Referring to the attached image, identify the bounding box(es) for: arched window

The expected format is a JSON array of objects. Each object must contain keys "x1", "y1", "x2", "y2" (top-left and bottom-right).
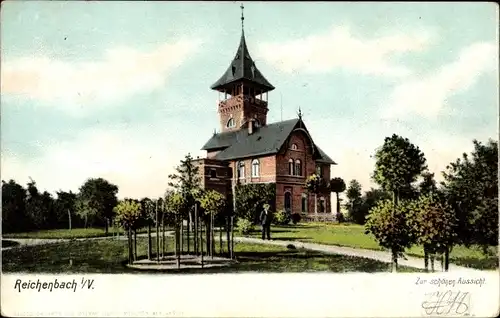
[
  {"x1": 227, "y1": 118, "x2": 235, "y2": 128},
  {"x1": 295, "y1": 159, "x2": 302, "y2": 176},
  {"x1": 288, "y1": 159, "x2": 294, "y2": 175},
  {"x1": 237, "y1": 161, "x2": 245, "y2": 179},
  {"x1": 301, "y1": 193, "x2": 308, "y2": 212},
  {"x1": 251, "y1": 159, "x2": 260, "y2": 177},
  {"x1": 319, "y1": 197, "x2": 325, "y2": 213},
  {"x1": 291, "y1": 143, "x2": 298, "y2": 150}
]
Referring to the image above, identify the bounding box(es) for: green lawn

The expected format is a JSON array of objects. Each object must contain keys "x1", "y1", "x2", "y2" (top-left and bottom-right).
[
  {"x1": 248, "y1": 222, "x2": 498, "y2": 270},
  {"x1": 2, "y1": 227, "x2": 154, "y2": 239},
  {"x1": 1, "y1": 237, "x2": 420, "y2": 273}
]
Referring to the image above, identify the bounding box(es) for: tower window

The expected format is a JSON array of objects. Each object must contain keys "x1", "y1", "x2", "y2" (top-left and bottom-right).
[
  {"x1": 294, "y1": 159, "x2": 302, "y2": 176},
  {"x1": 291, "y1": 143, "x2": 298, "y2": 150},
  {"x1": 210, "y1": 169, "x2": 217, "y2": 178},
  {"x1": 237, "y1": 161, "x2": 245, "y2": 179},
  {"x1": 227, "y1": 118, "x2": 235, "y2": 128},
  {"x1": 251, "y1": 159, "x2": 260, "y2": 177},
  {"x1": 288, "y1": 159, "x2": 294, "y2": 175}
]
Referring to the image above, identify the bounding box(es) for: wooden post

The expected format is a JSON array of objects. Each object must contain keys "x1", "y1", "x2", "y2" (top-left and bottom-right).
[
  {"x1": 180, "y1": 218, "x2": 184, "y2": 255},
  {"x1": 128, "y1": 227, "x2": 133, "y2": 265},
  {"x1": 194, "y1": 204, "x2": 198, "y2": 255},
  {"x1": 219, "y1": 221, "x2": 223, "y2": 256},
  {"x1": 226, "y1": 216, "x2": 231, "y2": 258},
  {"x1": 176, "y1": 215, "x2": 180, "y2": 269},
  {"x1": 211, "y1": 213, "x2": 214, "y2": 258},
  {"x1": 68, "y1": 209, "x2": 72, "y2": 231},
  {"x1": 161, "y1": 215, "x2": 165, "y2": 258},
  {"x1": 231, "y1": 216, "x2": 235, "y2": 259},
  {"x1": 133, "y1": 228, "x2": 137, "y2": 261},
  {"x1": 187, "y1": 211, "x2": 191, "y2": 255},
  {"x1": 147, "y1": 223, "x2": 152, "y2": 260},
  {"x1": 156, "y1": 202, "x2": 160, "y2": 263},
  {"x1": 200, "y1": 220, "x2": 204, "y2": 268}
]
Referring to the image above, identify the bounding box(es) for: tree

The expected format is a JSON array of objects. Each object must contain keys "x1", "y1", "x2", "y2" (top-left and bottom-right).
[
  {"x1": 372, "y1": 134, "x2": 427, "y2": 204},
  {"x1": 346, "y1": 179, "x2": 363, "y2": 223},
  {"x1": 371, "y1": 134, "x2": 427, "y2": 270},
  {"x1": 408, "y1": 194, "x2": 458, "y2": 272},
  {"x1": 114, "y1": 199, "x2": 142, "y2": 264},
  {"x1": 365, "y1": 199, "x2": 415, "y2": 272},
  {"x1": 441, "y1": 139, "x2": 498, "y2": 250},
  {"x1": 2, "y1": 180, "x2": 28, "y2": 232},
  {"x1": 235, "y1": 183, "x2": 275, "y2": 223},
  {"x1": 55, "y1": 191, "x2": 78, "y2": 229},
  {"x1": 25, "y1": 179, "x2": 48, "y2": 229},
  {"x1": 418, "y1": 172, "x2": 438, "y2": 196},
  {"x1": 140, "y1": 198, "x2": 154, "y2": 260},
  {"x1": 200, "y1": 190, "x2": 227, "y2": 256},
  {"x1": 329, "y1": 177, "x2": 346, "y2": 222},
  {"x1": 165, "y1": 191, "x2": 186, "y2": 264},
  {"x1": 304, "y1": 174, "x2": 328, "y2": 216},
  {"x1": 351, "y1": 188, "x2": 391, "y2": 225},
  {"x1": 78, "y1": 178, "x2": 118, "y2": 233}
]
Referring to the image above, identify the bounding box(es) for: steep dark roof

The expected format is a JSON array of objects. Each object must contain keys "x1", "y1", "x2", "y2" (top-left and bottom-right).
[
  {"x1": 201, "y1": 118, "x2": 336, "y2": 164},
  {"x1": 211, "y1": 31, "x2": 275, "y2": 93}
]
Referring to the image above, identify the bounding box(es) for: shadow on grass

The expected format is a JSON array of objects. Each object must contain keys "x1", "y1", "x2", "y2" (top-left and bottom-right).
[{"x1": 451, "y1": 256, "x2": 499, "y2": 270}]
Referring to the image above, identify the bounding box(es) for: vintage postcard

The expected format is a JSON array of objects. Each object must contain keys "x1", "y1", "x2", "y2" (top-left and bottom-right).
[{"x1": 1, "y1": 1, "x2": 499, "y2": 317}]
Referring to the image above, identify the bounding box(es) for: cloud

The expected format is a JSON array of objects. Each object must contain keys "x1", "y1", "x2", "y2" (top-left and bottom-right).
[
  {"x1": 1, "y1": 38, "x2": 202, "y2": 115},
  {"x1": 256, "y1": 25, "x2": 432, "y2": 76},
  {"x1": 381, "y1": 42, "x2": 498, "y2": 119},
  {"x1": 1, "y1": 125, "x2": 206, "y2": 199}
]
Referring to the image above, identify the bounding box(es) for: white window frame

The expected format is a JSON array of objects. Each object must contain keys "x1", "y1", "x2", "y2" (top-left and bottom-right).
[
  {"x1": 288, "y1": 159, "x2": 294, "y2": 175},
  {"x1": 251, "y1": 159, "x2": 260, "y2": 177},
  {"x1": 238, "y1": 161, "x2": 245, "y2": 179},
  {"x1": 227, "y1": 118, "x2": 235, "y2": 128},
  {"x1": 295, "y1": 159, "x2": 302, "y2": 176}
]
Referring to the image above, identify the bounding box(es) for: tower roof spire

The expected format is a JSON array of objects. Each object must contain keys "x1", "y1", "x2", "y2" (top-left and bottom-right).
[
  {"x1": 210, "y1": 4, "x2": 275, "y2": 93},
  {"x1": 240, "y1": 3, "x2": 245, "y2": 31}
]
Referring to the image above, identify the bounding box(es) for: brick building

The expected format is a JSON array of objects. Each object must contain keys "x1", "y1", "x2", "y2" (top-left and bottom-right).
[{"x1": 194, "y1": 15, "x2": 336, "y2": 219}]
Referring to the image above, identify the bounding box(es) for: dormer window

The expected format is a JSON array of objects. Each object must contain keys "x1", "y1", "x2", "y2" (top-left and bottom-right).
[
  {"x1": 227, "y1": 118, "x2": 235, "y2": 128},
  {"x1": 291, "y1": 143, "x2": 298, "y2": 150}
]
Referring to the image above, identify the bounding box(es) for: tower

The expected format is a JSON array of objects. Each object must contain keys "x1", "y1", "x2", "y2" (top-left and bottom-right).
[{"x1": 211, "y1": 4, "x2": 275, "y2": 133}]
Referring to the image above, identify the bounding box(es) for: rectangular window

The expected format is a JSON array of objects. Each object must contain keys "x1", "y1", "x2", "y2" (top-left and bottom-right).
[
  {"x1": 319, "y1": 198, "x2": 325, "y2": 213},
  {"x1": 316, "y1": 165, "x2": 322, "y2": 176},
  {"x1": 210, "y1": 169, "x2": 217, "y2": 178},
  {"x1": 301, "y1": 194, "x2": 307, "y2": 212}
]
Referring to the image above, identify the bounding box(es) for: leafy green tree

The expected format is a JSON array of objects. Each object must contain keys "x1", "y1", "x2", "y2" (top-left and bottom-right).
[
  {"x1": 165, "y1": 191, "x2": 187, "y2": 258},
  {"x1": 78, "y1": 178, "x2": 118, "y2": 233},
  {"x1": 365, "y1": 199, "x2": 415, "y2": 272},
  {"x1": 2, "y1": 180, "x2": 28, "y2": 232},
  {"x1": 371, "y1": 134, "x2": 427, "y2": 269},
  {"x1": 168, "y1": 153, "x2": 201, "y2": 210},
  {"x1": 372, "y1": 134, "x2": 427, "y2": 204},
  {"x1": 408, "y1": 195, "x2": 458, "y2": 272},
  {"x1": 418, "y1": 172, "x2": 438, "y2": 196},
  {"x1": 114, "y1": 199, "x2": 142, "y2": 264},
  {"x1": 346, "y1": 179, "x2": 363, "y2": 223},
  {"x1": 441, "y1": 139, "x2": 498, "y2": 250},
  {"x1": 329, "y1": 177, "x2": 346, "y2": 222},
  {"x1": 235, "y1": 183, "x2": 275, "y2": 223},
  {"x1": 140, "y1": 197, "x2": 154, "y2": 259},
  {"x1": 25, "y1": 179, "x2": 48, "y2": 229},
  {"x1": 55, "y1": 191, "x2": 78, "y2": 229},
  {"x1": 304, "y1": 174, "x2": 328, "y2": 215},
  {"x1": 200, "y1": 190, "x2": 227, "y2": 256}
]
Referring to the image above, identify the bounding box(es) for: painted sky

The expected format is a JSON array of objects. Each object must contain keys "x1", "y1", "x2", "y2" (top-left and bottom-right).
[{"x1": 1, "y1": 2, "x2": 498, "y2": 200}]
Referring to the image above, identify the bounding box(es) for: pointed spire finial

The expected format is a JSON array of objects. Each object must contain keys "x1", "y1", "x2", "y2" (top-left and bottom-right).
[
  {"x1": 298, "y1": 106, "x2": 303, "y2": 119},
  {"x1": 240, "y1": 3, "x2": 245, "y2": 30}
]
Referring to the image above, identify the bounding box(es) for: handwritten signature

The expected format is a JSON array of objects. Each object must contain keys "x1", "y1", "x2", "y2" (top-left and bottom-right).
[{"x1": 421, "y1": 290, "x2": 471, "y2": 316}]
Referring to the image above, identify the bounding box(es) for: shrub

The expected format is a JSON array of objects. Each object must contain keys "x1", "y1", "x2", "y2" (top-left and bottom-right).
[
  {"x1": 273, "y1": 209, "x2": 291, "y2": 225},
  {"x1": 237, "y1": 218, "x2": 254, "y2": 236},
  {"x1": 291, "y1": 213, "x2": 301, "y2": 224},
  {"x1": 235, "y1": 183, "x2": 276, "y2": 223}
]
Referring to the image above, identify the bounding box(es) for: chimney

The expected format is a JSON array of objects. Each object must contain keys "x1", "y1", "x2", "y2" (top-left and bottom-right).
[{"x1": 248, "y1": 119, "x2": 254, "y2": 135}]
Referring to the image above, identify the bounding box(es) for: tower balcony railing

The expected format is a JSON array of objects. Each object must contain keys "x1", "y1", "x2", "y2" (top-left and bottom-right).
[{"x1": 219, "y1": 94, "x2": 268, "y2": 109}]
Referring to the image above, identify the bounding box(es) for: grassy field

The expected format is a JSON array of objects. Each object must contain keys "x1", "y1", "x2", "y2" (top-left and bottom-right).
[
  {"x1": 248, "y1": 222, "x2": 498, "y2": 270},
  {"x1": 2, "y1": 237, "x2": 420, "y2": 273},
  {"x1": 2, "y1": 227, "x2": 154, "y2": 239}
]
